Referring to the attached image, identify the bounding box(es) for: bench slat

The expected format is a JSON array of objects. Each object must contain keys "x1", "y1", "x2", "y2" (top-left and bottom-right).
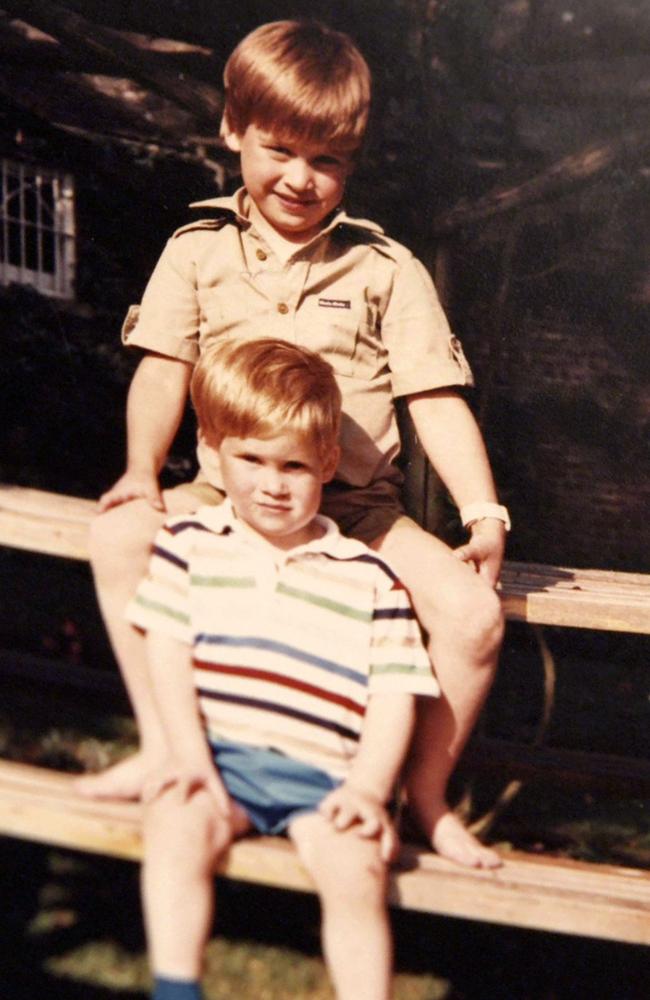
[
  {"x1": 2, "y1": 760, "x2": 650, "y2": 945},
  {"x1": 0, "y1": 485, "x2": 94, "y2": 561},
  {"x1": 1, "y1": 485, "x2": 648, "y2": 632},
  {"x1": 2, "y1": 486, "x2": 650, "y2": 946}
]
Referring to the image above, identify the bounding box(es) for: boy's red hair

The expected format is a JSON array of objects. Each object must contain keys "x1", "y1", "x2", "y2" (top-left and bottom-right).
[{"x1": 191, "y1": 337, "x2": 342, "y2": 463}]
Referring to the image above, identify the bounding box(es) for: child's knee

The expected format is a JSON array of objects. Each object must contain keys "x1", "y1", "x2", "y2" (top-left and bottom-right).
[
  {"x1": 323, "y1": 847, "x2": 387, "y2": 911},
  {"x1": 426, "y1": 576, "x2": 504, "y2": 656},
  {"x1": 89, "y1": 500, "x2": 161, "y2": 574},
  {"x1": 298, "y1": 825, "x2": 386, "y2": 907},
  {"x1": 143, "y1": 792, "x2": 228, "y2": 874}
]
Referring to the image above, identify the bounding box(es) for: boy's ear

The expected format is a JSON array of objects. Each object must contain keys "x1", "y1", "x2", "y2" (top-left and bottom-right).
[
  {"x1": 221, "y1": 115, "x2": 242, "y2": 153},
  {"x1": 321, "y1": 445, "x2": 340, "y2": 483}
]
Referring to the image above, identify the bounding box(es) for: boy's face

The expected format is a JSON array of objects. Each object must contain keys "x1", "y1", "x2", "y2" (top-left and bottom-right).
[
  {"x1": 216, "y1": 430, "x2": 339, "y2": 550},
  {"x1": 224, "y1": 123, "x2": 354, "y2": 242}
]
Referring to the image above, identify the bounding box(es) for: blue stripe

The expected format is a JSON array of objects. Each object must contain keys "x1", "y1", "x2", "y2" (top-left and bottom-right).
[
  {"x1": 198, "y1": 688, "x2": 360, "y2": 742},
  {"x1": 373, "y1": 606, "x2": 416, "y2": 621},
  {"x1": 323, "y1": 550, "x2": 399, "y2": 583},
  {"x1": 166, "y1": 518, "x2": 213, "y2": 536},
  {"x1": 153, "y1": 544, "x2": 187, "y2": 571},
  {"x1": 195, "y1": 634, "x2": 367, "y2": 687}
]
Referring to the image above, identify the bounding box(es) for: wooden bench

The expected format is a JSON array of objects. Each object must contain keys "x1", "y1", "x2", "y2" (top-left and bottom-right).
[{"x1": 1, "y1": 484, "x2": 650, "y2": 946}]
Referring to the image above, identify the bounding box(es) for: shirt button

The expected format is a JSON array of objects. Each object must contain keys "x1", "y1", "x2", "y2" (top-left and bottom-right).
[
  {"x1": 277, "y1": 302, "x2": 289, "y2": 315},
  {"x1": 256, "y1": 248, "x2": 267, "y2": 261}
]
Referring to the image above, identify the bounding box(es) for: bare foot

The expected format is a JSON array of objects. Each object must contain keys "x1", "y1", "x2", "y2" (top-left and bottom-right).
[
  {"x1": 430, "y1": 809, "x2": 502, "y2": 868},
  {"x1": 404, "y1": 800, "x2": 503, "y2": 869},
  {"x1": 74, "y1": 752, "x2": 150, "y2": 801}
]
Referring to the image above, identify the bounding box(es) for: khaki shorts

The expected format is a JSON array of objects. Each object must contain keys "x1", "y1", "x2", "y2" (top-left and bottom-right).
[{"x1": 166, "y1": 476, "x2": 406, "y2": 546}]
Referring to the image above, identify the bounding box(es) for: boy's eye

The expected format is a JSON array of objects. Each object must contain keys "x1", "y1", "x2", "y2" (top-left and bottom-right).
[
  {"x1": 284, "y1": 461, "x2": 307, "y2": 471},
  {"x1": 239, "y1": 453, "x2": 262, "y2": 464}
]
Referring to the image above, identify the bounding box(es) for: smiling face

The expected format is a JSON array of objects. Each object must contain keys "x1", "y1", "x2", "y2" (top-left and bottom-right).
[
  {"x1": 217, "y1": 430, "x2": 339, "y2": 550},
  {"x1": 224, "y1": 123, "x2": 354, "y2": 243}
]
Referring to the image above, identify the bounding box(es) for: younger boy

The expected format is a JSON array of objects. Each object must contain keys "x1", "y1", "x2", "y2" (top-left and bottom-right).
[
  {"x1": 80, "y1": 19, "x2": 507, "y2": 868},
  {"x1": 130, "y1": 338, "x2": 440, "y2": 1000}
]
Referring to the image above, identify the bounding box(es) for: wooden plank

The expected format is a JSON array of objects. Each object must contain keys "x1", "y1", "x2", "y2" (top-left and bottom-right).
[
  {"x1": 3, "y1": 761, "x2": 650, "y2": 945},
  {"x1": 0, "y1": 485, "x2": 93, "y2": 561},
  {"x1": 499, "y1": 561, "x2": 650, "y2": 634},
  {"x1": 1, "y1": 485, "x2": 649, "y2": 632}
]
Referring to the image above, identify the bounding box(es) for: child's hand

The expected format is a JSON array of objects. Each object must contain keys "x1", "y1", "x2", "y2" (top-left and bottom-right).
[
  {"x1": 97, "y1": 469, "x2": 164, "y2": 513},
  {"x1": 319, "y1": 783, "x2": 399, "y2": 861},
  {"x1": 454, "y1": 518, "x2": 506, "y2": 587},
  {"x1": 142, "y1": 757, "x2": 234, "y2": 819}
]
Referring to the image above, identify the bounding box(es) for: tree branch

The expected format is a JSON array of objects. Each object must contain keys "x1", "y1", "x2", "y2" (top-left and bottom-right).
[{"x1": 433, "y1": 124, "x2": 650, "y2": 234}]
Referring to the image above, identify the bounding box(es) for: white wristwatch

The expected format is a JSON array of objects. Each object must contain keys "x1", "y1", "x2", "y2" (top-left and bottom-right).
[{"x1": 459, "y1": 502, "x2": 511, "y2": 532}]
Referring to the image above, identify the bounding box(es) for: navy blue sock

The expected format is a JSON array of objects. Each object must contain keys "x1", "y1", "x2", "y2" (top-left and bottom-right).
[{"x1": 152, "y1": 976, "x2": 203, "y2": 1000}]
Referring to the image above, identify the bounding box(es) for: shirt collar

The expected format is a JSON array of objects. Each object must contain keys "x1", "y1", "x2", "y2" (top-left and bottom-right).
[
  {"x1": 196, "y1": 497, "x2": 369, "y2": 561},
  {"x1": 189, "y1": 187, "x2": 385, "y2": 247}
]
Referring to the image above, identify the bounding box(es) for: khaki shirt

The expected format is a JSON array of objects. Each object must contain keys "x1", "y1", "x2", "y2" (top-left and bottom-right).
[{"x1": 122, "y1": 188, "x2": 473, "y2": 488}]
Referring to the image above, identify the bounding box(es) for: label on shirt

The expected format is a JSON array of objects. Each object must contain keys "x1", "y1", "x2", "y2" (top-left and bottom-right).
[{"x1": 318, "y1": 297, "x2": 351, "y2": 310}]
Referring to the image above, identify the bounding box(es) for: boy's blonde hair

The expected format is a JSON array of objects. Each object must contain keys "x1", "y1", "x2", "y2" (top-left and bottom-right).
[
  {"x1": 223, "y1": 20, "x2": 371, "y2": 150},
  {"x1": 191, "y1": 338, "x2": 342, "y2": 462}
]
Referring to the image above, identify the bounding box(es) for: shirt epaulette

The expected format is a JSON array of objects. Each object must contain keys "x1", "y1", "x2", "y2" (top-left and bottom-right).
[
  {"x1": 332, "y1": 221, "x2": 410, "y2": 265},
  {"x1": 171, "y1": 211, "x2": 235, "y2": 239}
]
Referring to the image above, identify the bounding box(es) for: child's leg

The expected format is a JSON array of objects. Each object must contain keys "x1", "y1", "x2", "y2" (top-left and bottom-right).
[
  {"x1": 289, "y1": 813, "x2": 391, "y2": 1000},
  {"x1": 76, "y1": 493, "x2": 199, "y2": 800},
  {"x1": 372, "y1": 517, "x2": 504, "y2": 868},
  {"x1": 142, "y1": 783, "x2": 249, "y2": 986}
]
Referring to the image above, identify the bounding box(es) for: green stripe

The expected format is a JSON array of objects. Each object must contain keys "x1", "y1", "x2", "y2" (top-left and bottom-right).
[
  {"x1": 370, "y1": 661, "x2": 432, "y2": 676},
  {"x1": 133, "y1": 593, "x2": 189, "y2": 625},
  {"x1": 277, "y1": 582, "x2": 372, "y2": 622},
  {"x1": 190, "y1": 575, "x2": 256, "y2": 588}
]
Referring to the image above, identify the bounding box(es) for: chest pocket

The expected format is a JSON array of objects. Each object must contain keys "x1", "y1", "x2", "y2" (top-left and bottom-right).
[{"x1": 297, "y1": 293, "x2": 382, "y2": 380}]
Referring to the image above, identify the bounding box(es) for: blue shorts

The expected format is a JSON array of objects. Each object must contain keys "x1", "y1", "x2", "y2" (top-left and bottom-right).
[{"x1": 210, "y1": 738, "x2": 342, "y2": 835}]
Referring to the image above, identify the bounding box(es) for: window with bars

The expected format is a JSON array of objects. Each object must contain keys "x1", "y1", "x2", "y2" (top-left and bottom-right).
[{"x1": 0, "y1": 159, "x2": 76, "y2": 299}]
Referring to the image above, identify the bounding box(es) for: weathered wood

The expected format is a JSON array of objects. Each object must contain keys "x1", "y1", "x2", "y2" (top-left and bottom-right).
[
  {"x1": 3, "y1": 759, "x2": 650, "y2": 945},
  {"x1": 0, "y1": 0, "x2": 222, "y2": 125},
  {"x1": 0, "y1": 485, "x2": 95, "y2": 561},
  {"x1": 500, "y1": 562, "x2": 650, "y2": 634},
  {"x1": 2, "y1": 486, "x2": 650, "y2": 945},
  {"x1": 1, "y1": 485, "x2": 648, "y2": 633}
]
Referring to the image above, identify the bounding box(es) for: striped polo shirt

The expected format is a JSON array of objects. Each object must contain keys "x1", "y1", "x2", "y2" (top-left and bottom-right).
[{"x1": 128, "y1": 502, "x2": 439, "y2": 779}]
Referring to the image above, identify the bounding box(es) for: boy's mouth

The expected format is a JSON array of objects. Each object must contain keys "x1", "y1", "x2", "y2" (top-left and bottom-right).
[{"x1": 275, "y1": 192, "x2": 317, "y2": 211}]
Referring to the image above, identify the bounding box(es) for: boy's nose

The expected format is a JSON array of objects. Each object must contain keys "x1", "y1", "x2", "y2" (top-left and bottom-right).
[
  {"x1": 285, "y1": 158, "x2": 314, "y2": 191},
  {"x1": 261, "y1": 468, "x2": 288, "y2": 496}
]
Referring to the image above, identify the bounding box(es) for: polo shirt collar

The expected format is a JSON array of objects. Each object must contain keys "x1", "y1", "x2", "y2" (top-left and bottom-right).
[
  {"x1": 197, "y1": 498, "x2": 368, "y2": 561},
  {"x1": 189, "y1": 187, "x2": 385, "y2": 246}
]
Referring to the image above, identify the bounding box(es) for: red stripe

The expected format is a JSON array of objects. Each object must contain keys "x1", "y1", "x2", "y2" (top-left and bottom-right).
[{"x1": 193, "y1": 659, "x2": 366, "y2": 716}]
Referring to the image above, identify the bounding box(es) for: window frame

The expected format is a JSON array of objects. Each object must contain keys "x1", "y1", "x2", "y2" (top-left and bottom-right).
[{"x1": 0, "y1": 158, "x2": 76, "y2": 300}]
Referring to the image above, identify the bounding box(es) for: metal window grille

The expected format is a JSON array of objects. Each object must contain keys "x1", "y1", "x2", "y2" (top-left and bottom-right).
[{"x1": 0, "y1": 159, "x2": 76, "y2": 299}]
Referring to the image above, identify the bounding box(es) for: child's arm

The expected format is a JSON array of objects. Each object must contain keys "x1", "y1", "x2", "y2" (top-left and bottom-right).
[
  {"x1": 407, "y1": 388, "x2": 506, "y2": 585},
  {"x1": 319, "y1": 693, "x2": 415, "y2": 861},
  {"x1": 141, "y1": 628, "x2": 233, "y2": 816},
  {"x1": 98, "y1": 353, "x2": 192, "y2": 513}
]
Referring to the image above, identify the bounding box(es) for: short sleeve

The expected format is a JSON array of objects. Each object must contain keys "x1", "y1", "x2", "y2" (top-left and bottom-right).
[
  {"x1": 368, "y1": 577, "x2": 440, "y2": 698},
  {"x1": 127, "y1": 521, "x2": 192, "y2": 644},
  {"x1": 381, "y1": 254, "x2": 474, "y2": 398},
  {"x1": 121, "y1": 235, "x2": 201, "y2": 364}
]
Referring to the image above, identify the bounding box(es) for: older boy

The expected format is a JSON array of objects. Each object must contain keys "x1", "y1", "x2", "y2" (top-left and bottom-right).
[
  {"x1": 132, "y1": 338, "x2": 439, "y2": 1000},
  {"x1": 80, "y1": 20, "x2": 507, "y2": 868}
]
